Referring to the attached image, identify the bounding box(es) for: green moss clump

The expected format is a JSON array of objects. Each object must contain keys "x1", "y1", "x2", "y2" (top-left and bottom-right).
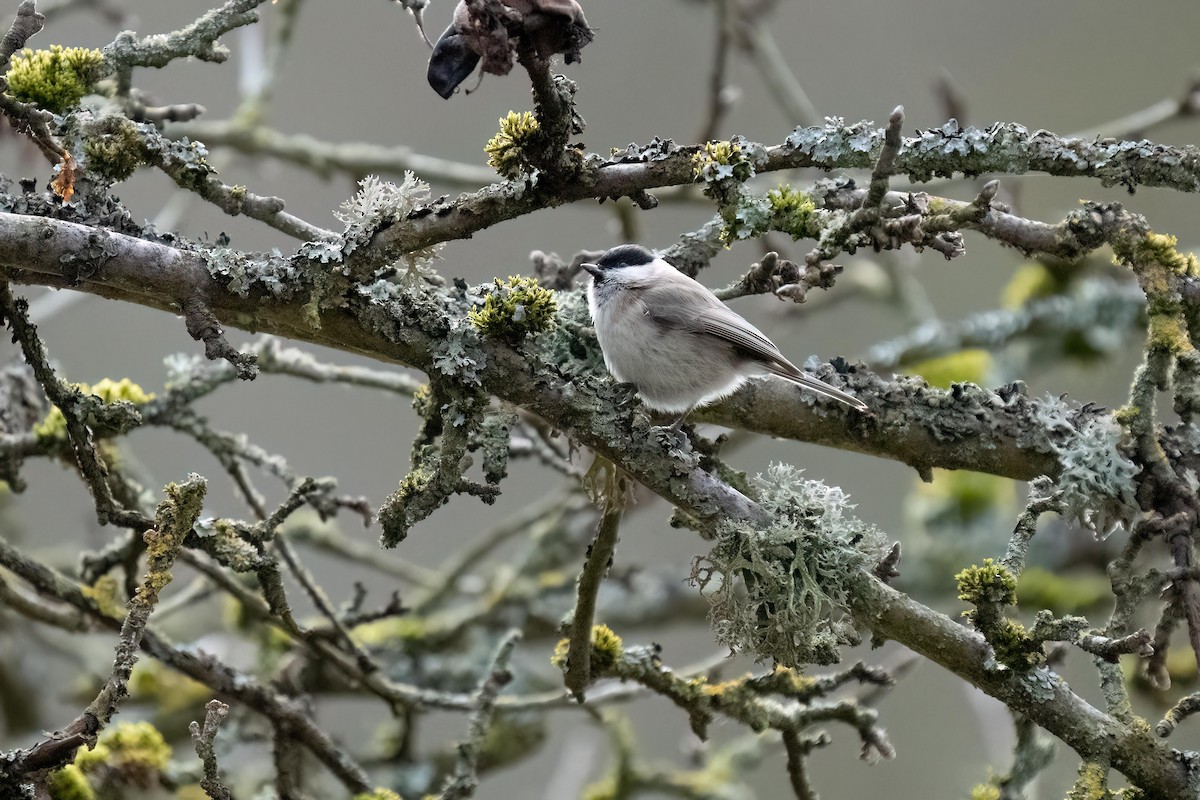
[
  {"x1": 1002, "y1": 262, "x2": 1057, "y2": 308},
  {"x1": 551, "y1": 624, "x2": 624, "y2": 674},
  {"x1": 469, "y1": 276, "x2": 557, "y2": 342},
  {"x1": 766, "y1": 183, "x2": 818, "y2": 239},
  {"x1": 83, "y1": 115, "x2": 145, "y2": 182},
  {"x1": 485, "y1": 111, "x2": 541, "y2": 178},
  {"x1": 46, "y1": 764, "x2": 95, "y2": 800},
  {"x1": 955, "y1": 558, "x2": 1017, "y2": 606},
  {"x1": 7, "y1": 45, "x2": 105, "y2": 113}
]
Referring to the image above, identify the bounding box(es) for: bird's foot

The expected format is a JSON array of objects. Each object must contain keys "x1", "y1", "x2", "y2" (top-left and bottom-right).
[{"x1": 652, "y1": 419, "x2": 694, "y2": 460}]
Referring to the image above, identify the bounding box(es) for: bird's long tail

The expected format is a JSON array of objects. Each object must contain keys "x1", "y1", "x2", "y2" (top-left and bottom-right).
[{"x1": 769, "y1": 366, "x2": 869, "y2": 412}]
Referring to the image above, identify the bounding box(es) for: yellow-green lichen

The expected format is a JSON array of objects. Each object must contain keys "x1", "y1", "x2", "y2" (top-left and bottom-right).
[
  {"x1": 1147, "y1": 313, "x2": 1191, "y2": 354},
  {"x1": 1112, "y1": 232, "x2": 1200, "y2": 279},
  {"x1": 692, "y1": 140, "x2": 740, "y2": 179},
  {"x1": 1002, "y1": 262, "x2": 1058, "y2": 308},
  {"x1": 969, "y1": 784, "x2": 1001, "y2": 800},
  {"x1": 6, "y1": 45, "x2": 105, "y2": 113},
  {"x1": 75, "y1": 721, "x2": 171, "y2": 784},
  {"x1": 353, "y1": 790, "x2": 403, "y2": 800},
  {"x1": 552, "y1": 624, "x2": 624, "y2": 674},
  {"x1": 82, "y1": 115, "x2": 144, "y2": 182},
  {"x1": 80, "y1": 574, "x2": 124, "y2": 619},
  {"x1": 1112, "y1": 404, "x2": 1141, "y2": 426},
  {"x1": 46, "y1": 764, "x2": 94, "y2": 800},
  {"x1": 353, "y1": 614, "x2": 428, "y2": 646},
  {"x1": 990, "y1": 617, "x2": 1044, "y2": 670},
  {"x1": 485, "y1": 111, "x2": 541, "y2": 178},
  {"x1": 128, "y1": 661, "x2": 211, "y2": 714},
  {"x1": 909, "y1": 349, "x2": 991, "y2": 389},
  {"x1": 34, "y1": 378, "x2": 155, "y2": 441},
  {"x1": 469, "y1": 276, "x2": 557, "y2": 342},
  {"x1": 1016, "y1": 567, "x2": 1111, "y2": 614},
  {"x1": 411, "y1": 383, "x2": 433, "y2": 418},
  {"x1": 955, "y1": 558, "x2": 1017, "y2": 606},
  {"x1": 766, "y1": 183, "x2": 818, "y2": 239},
  {"x1": 915, "y1": 469, "x2": 1014, "y2": 526}
]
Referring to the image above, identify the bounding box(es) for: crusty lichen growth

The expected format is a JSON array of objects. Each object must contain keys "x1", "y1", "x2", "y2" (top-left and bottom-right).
[
  {"x1": 485, "y1": 111, "x2": 542, "y2": 178},
  {"x1": 82, "y1": 115, "x2": 145, "y2": 182},
  {"x1": 46, "y1": 764, "x2": 94, "y2": 800},
  {"x1": 74, "y1": 720, "x2": 172, "y2": 787},
  {"x1": 1112, "y1": 231, "x2": 1197, "y2": 356},
  {"x1": 1064, "y1": 761, "x2": 1146, "y2": 800},
  {"x1": 692, "y1": 464, "x2": 889, "y2": 666},
  {"x1": 552, "y1": 624, "x2": 624, "y2": 675},
  {"x1": 6, "y1": 45, "x2": 105, "y2": 113},
  {"x1": 376, "y1": 465, "x2": 435, "y2": 547},
  {"x1": 469, "y1": 276, "x2": 557, "y2": 343},
  {"x1": 34, "y1": 377, "x2": 155, "y2": 441}
]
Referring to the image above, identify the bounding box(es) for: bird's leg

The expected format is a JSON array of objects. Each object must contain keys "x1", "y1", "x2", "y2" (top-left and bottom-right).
[{"x1": 652, "y1": 406, "x2": 695, "y2": 455}]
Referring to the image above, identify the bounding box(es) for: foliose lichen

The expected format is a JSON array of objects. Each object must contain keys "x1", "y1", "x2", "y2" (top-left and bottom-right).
[
  {"x1": 334, "y1": 172, "x2": 443, "y2": 278},
  {"x1": 6, "y1": 45, "x2": 105, "y2": 113},
  {"x1": 691, "y1": 464, "x2": 888, "y2": 666},
  {"x1": 1025, "y1": 395, "x2": 1140, "y2": 537}
]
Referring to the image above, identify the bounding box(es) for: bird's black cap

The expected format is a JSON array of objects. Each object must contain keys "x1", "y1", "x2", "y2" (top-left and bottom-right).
[{"x1": 594, "y1": 244, "x2": 656, "y2": 271}]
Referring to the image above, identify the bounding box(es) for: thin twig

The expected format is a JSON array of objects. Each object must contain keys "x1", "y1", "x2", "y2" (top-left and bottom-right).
[
  {"x1": 437, "y1": 630, "x2": 521, "y2": 800},
  {"x1": 190, "y1": 699, "x2": 233, "y2": 800},
  {"x1": 565, "y1": 466, "x2": 629, "y2": 697}
]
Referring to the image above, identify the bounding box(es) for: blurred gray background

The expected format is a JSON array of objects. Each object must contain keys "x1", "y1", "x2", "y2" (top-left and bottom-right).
[{"x1": 2, "y1": 0, "x2": 1200, "y2": 797}]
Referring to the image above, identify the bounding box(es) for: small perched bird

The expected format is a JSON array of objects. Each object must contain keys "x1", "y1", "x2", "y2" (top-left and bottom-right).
[{"x1": 582, "y1": 245, "x2": 868, "y2": 420}]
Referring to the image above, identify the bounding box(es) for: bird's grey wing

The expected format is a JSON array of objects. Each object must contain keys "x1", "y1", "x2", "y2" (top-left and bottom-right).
[
  {"x1": 637, "y1": 281, "x2": 795, "y2": 368},
  {"x1": 639, "y1": 281, "x2": 868, "y2": 410}
]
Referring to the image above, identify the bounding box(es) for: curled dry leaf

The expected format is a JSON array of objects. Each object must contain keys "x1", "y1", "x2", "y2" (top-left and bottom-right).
[
  {"x1": 51, "y1": 153, "x2": 77, "y2": 202},
  {"x1": 427, "y1": 0, "x2": 593, "y2": 99}
]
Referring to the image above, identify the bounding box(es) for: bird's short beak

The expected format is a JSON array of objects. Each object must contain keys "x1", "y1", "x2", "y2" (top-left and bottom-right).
[{"x1": 580, "y1": 263, "x2": 602, "y2": 279}]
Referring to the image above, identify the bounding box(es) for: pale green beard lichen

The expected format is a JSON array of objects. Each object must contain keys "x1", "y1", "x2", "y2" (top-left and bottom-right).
[{"x1": 691, "y1": 464, "x2": 889, "y2": 666}]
